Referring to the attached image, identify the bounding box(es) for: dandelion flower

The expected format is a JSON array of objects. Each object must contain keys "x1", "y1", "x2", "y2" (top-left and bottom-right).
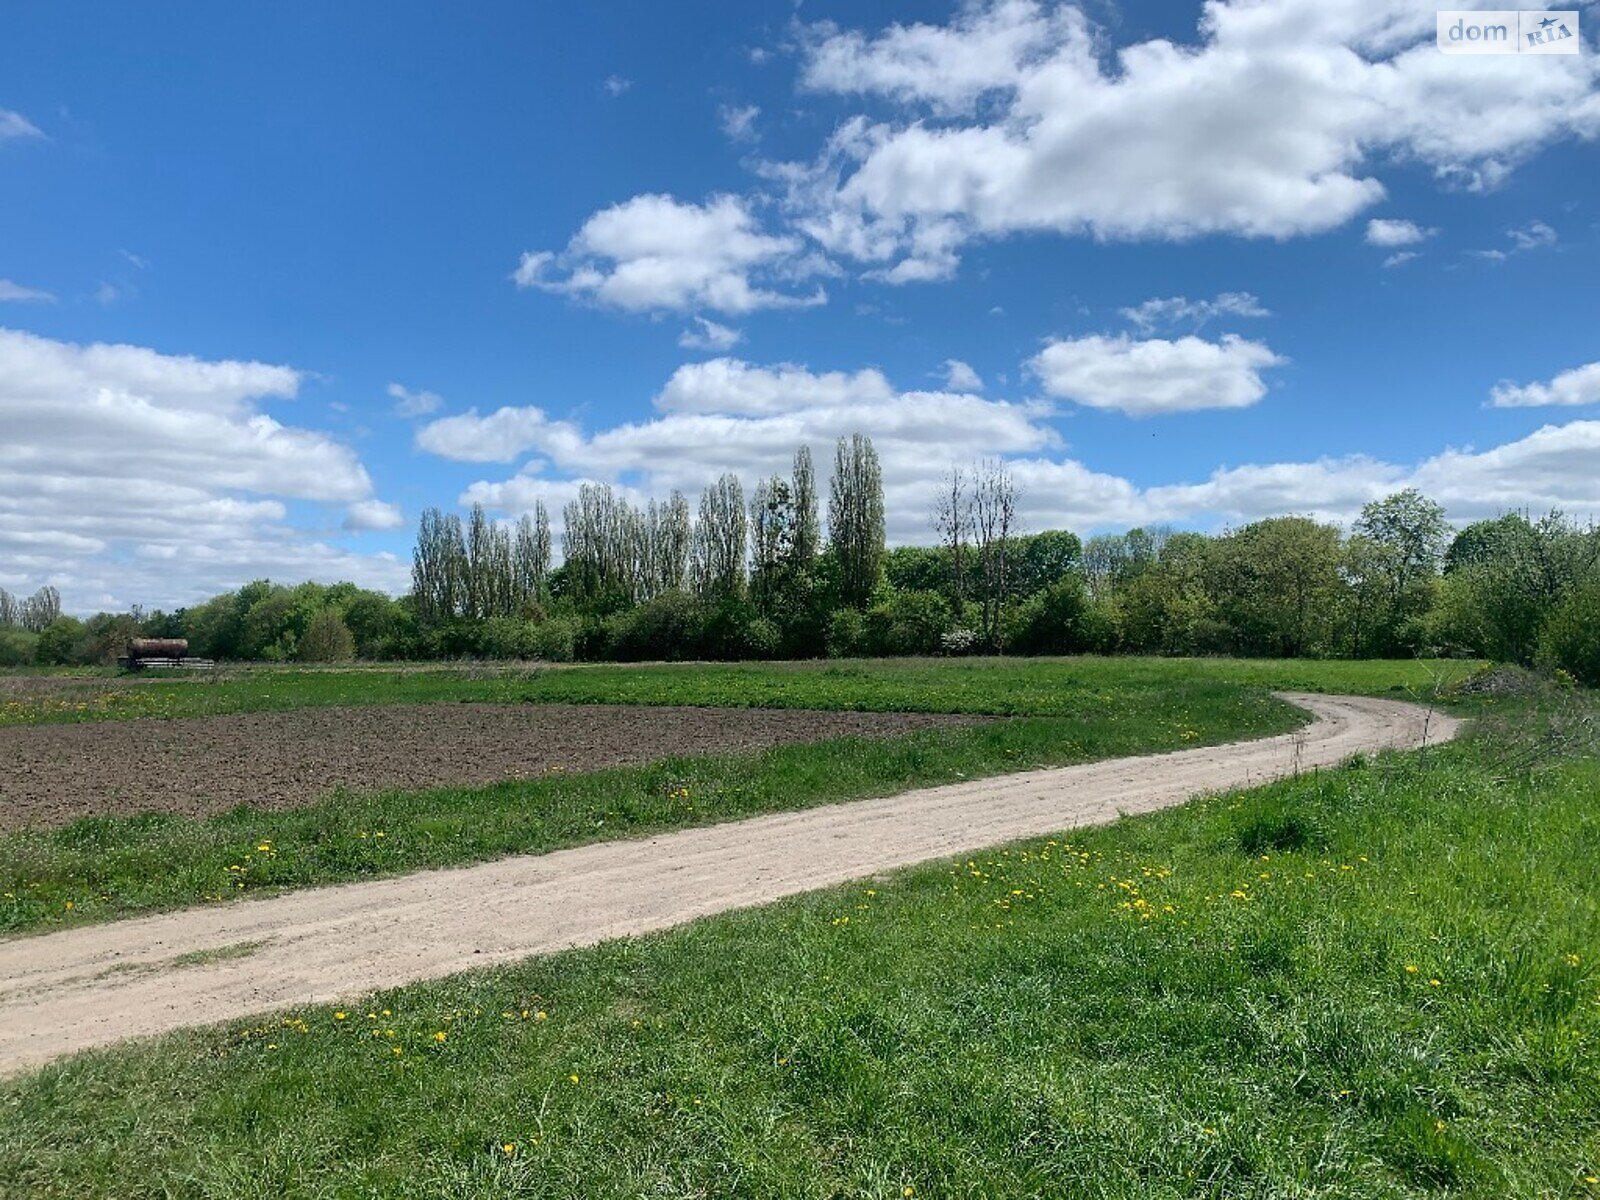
[
  {"x1": 502, "y1": 1142, "x2": 516, "y2": 1156},
  {"x1": 568, "y1": 1073, "x2": 579, "y2": 1084},
  {"x1": 1405, "y1": 964, "x2": 1419, "y2": 974},
  {"x1": 334, "y1": 1012, "x2": 347, "y2": 1021},
  {"x1": 434, "y1": 1031, "x2": 448, "y2": 1043},
  {"x1": 1565, "y1": 953, "x2": 1581, "y2": 966}
]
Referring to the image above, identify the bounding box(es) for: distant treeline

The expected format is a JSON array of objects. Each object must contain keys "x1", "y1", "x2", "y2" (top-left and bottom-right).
[{"x1": 4, "y1": 433, "x2": 1597, "y2": 683}]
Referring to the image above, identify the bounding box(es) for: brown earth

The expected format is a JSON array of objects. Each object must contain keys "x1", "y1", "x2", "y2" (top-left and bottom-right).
[
  {"x1": 0, "y1": 693, "x2": 1459, "y2": 1076},
  {"x1": 0, "y1": 703, "x2": 983, "y2": 831}
]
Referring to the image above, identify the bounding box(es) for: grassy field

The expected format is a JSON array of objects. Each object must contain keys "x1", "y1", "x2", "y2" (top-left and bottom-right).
[
  {"x1": 0, "y1": 655, "x2": 1473, "y2": 727},
  {"x1": 1, "y1": 659, "x2": 1311, "y2": 934},
  {"x1": 1, "y1": 687, "x2": 1593, "y2": 1197}
]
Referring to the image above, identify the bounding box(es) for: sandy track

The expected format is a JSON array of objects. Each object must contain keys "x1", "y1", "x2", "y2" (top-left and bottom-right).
[{"x1": 0, "y1": 692, "x2": 1456, "y2": 1077}]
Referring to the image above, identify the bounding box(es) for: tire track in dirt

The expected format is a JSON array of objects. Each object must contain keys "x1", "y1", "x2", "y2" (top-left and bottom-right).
[{"x1": 0, "y1": 692, "x2": 1457, "y2": 1077}]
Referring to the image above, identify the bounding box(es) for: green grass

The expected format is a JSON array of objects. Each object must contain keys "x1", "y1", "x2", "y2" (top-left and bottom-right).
[
  {"x1": 0, "y1": 675, "x2": 1297, "y2": 935},
  {"x1": 0, "y1": 655, "x2": 1475, "y2": 727},
  {"x1": 2, "y1": 693, "x2": 1594, "y2": 1198}
]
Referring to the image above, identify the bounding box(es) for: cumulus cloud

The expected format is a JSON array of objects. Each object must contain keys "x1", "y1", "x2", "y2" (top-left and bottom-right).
[
  {"x1": 0, "y1": 279, "x2": 55, "y2": 304},
  {"x1": 0, "y1": 328, "x2": 406, "y2": 610},
  {"x1": 415, "y1": 404, "x2": 578, "y2": 463},
  {"x1": 1382, "y1": 251, "x2": 1419, "y2": 268},
  {"x1": 1029, "y1": 333, "x2": 1286, "y2": 416},
  {"x1": 1119, "y1": 292, "x2": 1269, "y2": 333},
  {"x1": 415, "y1": 349, "x2": 1600, "y2": 554},
  {"x1": 1365, "y1": 218, "x2": 1434, "y2": 246},
  {"x1": 943, "y1": 359, "x2": 984, "y2": 391},
  {"x1": 387, "y1": 382, "x2": 443, "y2": 418},
  {"x1": 513, "y1": 193, "x2": 826, "y2": 315},
  {"x1": 679, "y1": 316, "x2": 744, "y2": 351},
  {"x1": 1491, "y1": 361, "x2": 1600, "y2": 408},
  {"x1": 780, "y1": 0, "x2": 1600, "y2": 281},
  {"x1": 343, "y1": 499, "x2": 406, "y2": 532},
  {"x1": 0, "y1": 109, "x2": 43, "y2": 142}
]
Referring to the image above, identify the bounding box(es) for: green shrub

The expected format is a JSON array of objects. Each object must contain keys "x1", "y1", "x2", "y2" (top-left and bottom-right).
[
  {"x1": 296, "y1": 609, "x2": 355, "y2": 662},
  {"x1": 528, "y1": 617, "x2": 578, "y2": 663},
  {"x1": 1003, "y1": 576, "x2": 1095, "y2": 654},
  {"x1": 0, "y1": 629, "x2": 38, "y2": 667},
  {"x1": 865, "y1": 589, "x2": 952, "y2": 656},
  {"x1": 606, "y1": 592, "x2": 705, "y2": 661},
  {"x1": 34, "y1": 616, "x2": 86, "y2": 666},
  {"x1": 826, "y1": 607, "x2": 867, "y2": 657},
  {"x1": 1537, "y1": 571, "x2": 1600, "y2": 685}
]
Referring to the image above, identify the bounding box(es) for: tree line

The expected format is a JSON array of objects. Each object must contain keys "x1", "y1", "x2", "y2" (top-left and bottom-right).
[{"x1": 3, "y1": 433, "x2": 1596, "y2": 684}]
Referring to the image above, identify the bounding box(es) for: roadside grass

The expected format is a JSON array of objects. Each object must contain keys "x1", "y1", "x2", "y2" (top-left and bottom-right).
[
  {"x1": 0, "y1": 678, "x2": 1295, "y2": 934},
  {"x1": 2, "y1": 694, "x2": 1594, "y2": 1198},
  {"x1": 0, "y1": 654, "x2": 1476, "y2": 727}
]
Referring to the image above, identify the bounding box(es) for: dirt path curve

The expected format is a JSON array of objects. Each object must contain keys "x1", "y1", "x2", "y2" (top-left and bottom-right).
[{"x1": 0, "y1": 692, "x2": 1456, "y2": 1077}]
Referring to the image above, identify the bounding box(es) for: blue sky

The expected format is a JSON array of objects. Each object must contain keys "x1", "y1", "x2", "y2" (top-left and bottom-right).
[{"x1": 2, "y1": 1, "x2": 1599, "y2": 611}]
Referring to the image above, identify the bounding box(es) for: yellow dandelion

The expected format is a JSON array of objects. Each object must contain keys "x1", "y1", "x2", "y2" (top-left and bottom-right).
[
  {"x1": 1428, "y1": 978, "x2": 1441, "y2": 987},
  {"x1": 568, "y1": 1073, "x2": 579, "y2": 1084},
  {"x1": 536, "y1": 1010, "x2": 548, "y2": 1021},
  {"x1": 1405, "y1": 964, "x2": 1419, "y2": 974},
  {"x1": 1565, "y1": 953, "x2": 1581, "y2": 967},
  {"x1": 433, "y1": 1030, "x2": 448, "y2": 1042},
  {"x1": 502, "y1": 1142, "x2": 516, "y2": 1156},
  {"x1": 334, "y1": 1011, "x2": 347, "y2": 1021}
]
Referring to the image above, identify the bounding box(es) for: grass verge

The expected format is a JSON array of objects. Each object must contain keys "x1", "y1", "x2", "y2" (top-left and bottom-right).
[
  {"x1": 1, "y1": 693, "x2": 1593, "y2": 1197},
  {"x1": 0, "y1": 655, "x2": 1476, "y2": 727}
]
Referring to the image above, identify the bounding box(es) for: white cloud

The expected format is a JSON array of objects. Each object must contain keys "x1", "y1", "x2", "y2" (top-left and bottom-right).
[
  {"x1": 424, "y1": 354, "x2": 1600, "y2": 553},
  {"x1": 1507, "y1": 218, "x2": 1558, "y2": 251},
  {"x1": 1119, "y1": 292, "x2": 1269, "y2": 333},
  {"x1": 719, "y1": 104, "x2": 761, "y2": 143},
  {"x1": 0, "y1": 280, "x2": 55, "y2": 303},
  {"x1": 0, "y1": 328, "x2": 406, "y2": 611},
  {"x1": 1473, "y1": 218, "x2": 1559, "y2": 261},
  {"x1": 1365, "y1": 218, "x2": 1434, "y2": 246},
  {"x1": 943, "y1": 359, "x2": 984, "y2": 391},
  {"x1": 655, "y1": 358, "x2": 897, "y2": 416},
  {"x1": 679, "y1": 316, "x2": 744, "y2": 351},
  {"x1": 344, "y1": 499, "x2": 406, "y2": 532},
  {"x1": 1490, "y1": 361, "x2": 1600, "y2": 408},
  {"x1": 783, "y1": 1, "x2": 1600, "y2": 280},
  {"x1": 387, "y1": 381, "x2": 443, "y2": 417},
  {"x1": 1382, "y1": 251, "x2": 1419, "y2": 268},
  {"x1": 1029, "y1": 333, "x2": 1286, "y2": 416},
  {"x1": 603, "y1": 75, "x2": 632, "y2": 96},
  {"x1": 514, "y1": 193, "x2": 826, "y2": 315},
  {"x1": 0, "y1": 109, "x2": 43, "y2": 142},
  {"x1": 415, "y1": 404, "x2": 577, "y2": 463},
  {"x1": 802, "y1": 0, "x2": 1074, "y2": 115}
]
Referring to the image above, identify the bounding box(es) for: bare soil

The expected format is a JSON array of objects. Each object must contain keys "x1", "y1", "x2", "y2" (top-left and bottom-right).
[
  {"x1": 0, "y1": 693, "x2": 1459, "y2": 1076},
  {"x1": 0, "y1": 703, "x2": 982, "y2": 831}
]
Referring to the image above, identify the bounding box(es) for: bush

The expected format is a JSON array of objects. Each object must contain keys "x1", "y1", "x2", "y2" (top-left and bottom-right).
[
  {"x1": 0, "y1": 629, "x2": 38, "y2": 667},
  {"x1": 865, "y1": 590, "x2": 952, "y2": 656},
  {"x1": 34, "y1": 616, "x2": 86, "y2": 666},
  {"x1": 826, "y1": 608, "x2": 868, "y2": 658},
  {"x1": 1003, "y1": 576, "x2": 1095, "y2": 655},
  {"x1": 606, "y1": 592, "x2": 705, "y2": 661},
  {"x1": 477, "y1": 616, "x2": 543, "y2": 660},
  {"x1": 1538, "y1": 571, "x2": 1600, "y2": 686},
  {"x1": 296, "y1": 609, "x2": 355, "y2": 662},
  {"x1": 528, "y1": 617, "x2": 578, "y2": 663}
]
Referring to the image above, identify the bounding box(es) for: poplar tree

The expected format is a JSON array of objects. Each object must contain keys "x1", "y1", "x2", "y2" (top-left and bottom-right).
[{"x1": 828, "y1": 433, "x2": 885, "y2": 609}]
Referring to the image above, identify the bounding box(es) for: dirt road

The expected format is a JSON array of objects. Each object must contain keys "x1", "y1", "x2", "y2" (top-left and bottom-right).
[{"x1": 0, "y1": 692, "x2": 1457, "y2": 1077}]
